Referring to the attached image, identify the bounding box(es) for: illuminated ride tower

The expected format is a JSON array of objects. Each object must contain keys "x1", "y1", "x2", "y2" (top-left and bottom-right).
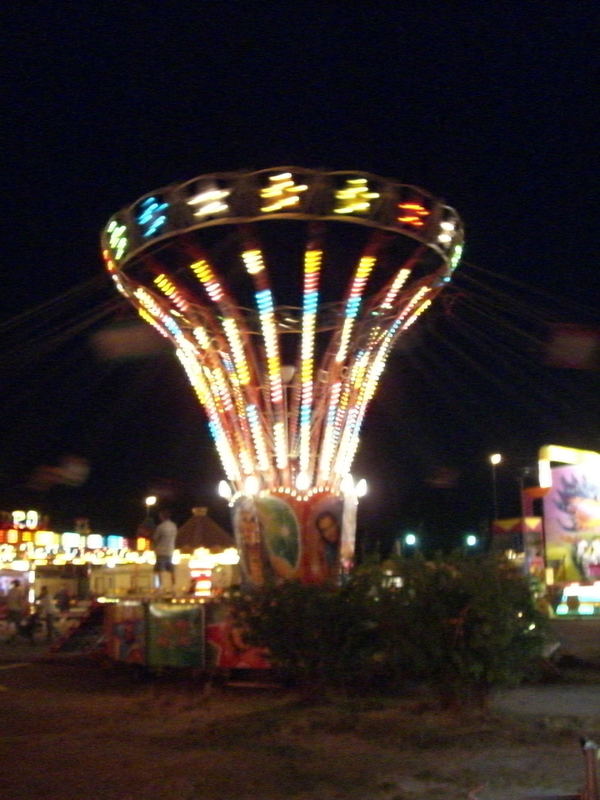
[{"x1": 101, "y1": 168, "x2": 463, "y2": 586}]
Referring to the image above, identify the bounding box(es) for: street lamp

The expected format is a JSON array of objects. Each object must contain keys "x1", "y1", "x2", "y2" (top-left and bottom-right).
[
  {"x1": 403, "y1": 532, "x2": 419, "y2": 555},
  {"x1": 138, "y1": 495, "x2": 158, "y2": 545},
  {"x1": 489, "y1": 453, "x2": 502, "y2": 522}
]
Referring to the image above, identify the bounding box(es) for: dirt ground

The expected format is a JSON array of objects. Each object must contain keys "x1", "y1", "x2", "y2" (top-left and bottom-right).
[{"x1": 0, "y1": 649, "x2": 599, "y2": 800}]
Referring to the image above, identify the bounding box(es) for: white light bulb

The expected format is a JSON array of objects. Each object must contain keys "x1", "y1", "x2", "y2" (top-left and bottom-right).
[
  {"x1": 295, "y1": 472, "x2": 310, "y2": 491},
  {"x1": 340, "y1": 474, "x2": 355, "y2": 494},
  {"x1": 217, "y1": 480, "x2": 232, "y2": 500},
  {"x1": 355, "y1": 478, "x2": 368, "y2": 497},
  {"x1": 244, "y1": 475, "x2": 260, "y2": 495}
]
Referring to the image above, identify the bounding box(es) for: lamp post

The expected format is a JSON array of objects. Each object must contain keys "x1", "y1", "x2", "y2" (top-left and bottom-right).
[
  {"x1": 403, "y1": 531, "x2": 419, "y2": 556},
  {"x1": 465, "y1": 533, "x2": 478, "y2": 548},
  {"x1": 489, "y1": 453, "x2": 502, "y2": 522},
  {"x1": 142, "y1": 494, "x2": 157, "y2": 536}
]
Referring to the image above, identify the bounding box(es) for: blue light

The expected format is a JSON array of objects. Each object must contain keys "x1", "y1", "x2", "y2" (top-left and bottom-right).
[
  {"x1": 345, "y1": 296, "x2": 361, "y2": 318},
  {"x1": 304, "y1": 291, "x2": 319, "y2": 314},
  {"x1": 137, "y1": 196, "x2": 169, "y2": 238},
  {"x1": 164, "y1": 317, "x2": 182, "y2": 336},
  {"x1": 144, "y1": 215, "x2": 167, "y2": 237},
  {"x1": 255, "y1": 289, "x2": 274, "y2": 313}
]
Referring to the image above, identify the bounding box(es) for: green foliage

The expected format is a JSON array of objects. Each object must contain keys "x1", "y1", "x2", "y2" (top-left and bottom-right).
[
  {"x1": 227, "y1": 579, "x2": 381, "y2": 692},
  {"x1": 228, "y1": 552, "x2": 549, "y2": 705},
  {"x1": 369, "y1": 552, "x2": 549, "y2": 706}
]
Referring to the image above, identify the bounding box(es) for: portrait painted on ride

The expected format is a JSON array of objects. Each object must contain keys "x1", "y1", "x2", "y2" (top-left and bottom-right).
[
  {"x1": 232, "y1": 497, "x2": 266, "y2": 586},
  {"x1": 255, "y1": 496, "x2": 300, "y2": 581},
  {"x1": 232, "y1": 495, "x2": 300, "y2": 585},
  {"x1": 302, "y1": 497, "x2": 343, "y2": 583}
]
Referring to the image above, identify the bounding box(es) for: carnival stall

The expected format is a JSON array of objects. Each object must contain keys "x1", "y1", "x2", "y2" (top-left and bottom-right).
[
  {"x1": 102, "y1": 598, "x2": 269, "y2": 673},
  {"x1": 0, "y1": 507, "x2": 240, "y2": 600},
  {"x1": 491, "y1": 445, "x2": 600, "y2": 619}
]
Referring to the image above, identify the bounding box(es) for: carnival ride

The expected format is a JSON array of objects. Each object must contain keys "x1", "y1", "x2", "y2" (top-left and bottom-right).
[{"x1": 101, "y1": 167, "x2": 464, "y2": 584}]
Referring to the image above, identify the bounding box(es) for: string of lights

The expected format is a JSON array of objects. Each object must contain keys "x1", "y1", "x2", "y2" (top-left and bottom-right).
[{"x1": 101, "y1": 168, "x2": 463, "y2": 501}]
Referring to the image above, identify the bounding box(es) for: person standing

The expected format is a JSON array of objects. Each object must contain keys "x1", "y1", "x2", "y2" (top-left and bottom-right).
[
  {"x1": 6, "y1": 579, "x2": 27, "y2": 642},
  {"x1": 152, "y1": 508, "x2": 178, "y2": 593},
  {"x1": 37, "y1": 586, "x2": 58, "y2": 643}
]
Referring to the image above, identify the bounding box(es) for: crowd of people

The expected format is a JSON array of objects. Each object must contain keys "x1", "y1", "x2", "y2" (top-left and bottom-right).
[{"x1": 2, "y1": 578, "x2": 71, "y2": 645}]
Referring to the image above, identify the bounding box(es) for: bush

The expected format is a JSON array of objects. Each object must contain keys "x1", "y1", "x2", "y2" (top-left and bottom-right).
[
  {"x1": 228, "y1": 552, "x2": 548, "y2": 705},
  {"x1": 369, "y1": 553, "x2": 549, "y2": 706},
  {"x1": 227, "y1": 580, "x2": 382, "y2": 693}
]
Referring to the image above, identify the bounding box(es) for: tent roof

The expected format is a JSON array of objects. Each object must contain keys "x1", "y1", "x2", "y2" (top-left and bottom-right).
[{"x1": 177, "y1": 508, "x2": 235, "y2": 553}]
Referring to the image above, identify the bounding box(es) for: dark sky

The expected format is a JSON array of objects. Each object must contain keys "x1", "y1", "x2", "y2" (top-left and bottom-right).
[{"x1": 2, "y1": 2, "x2": 598, "y2": 548}]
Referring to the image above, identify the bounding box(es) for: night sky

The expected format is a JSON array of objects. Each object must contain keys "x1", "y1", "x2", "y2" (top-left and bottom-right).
[{"x1": 2, "y1": 3, "x2": 598, "y2": 551}]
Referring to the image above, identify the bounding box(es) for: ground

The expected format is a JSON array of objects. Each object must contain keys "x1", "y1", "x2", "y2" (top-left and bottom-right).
[{"x1": 0, "y1": 645, "x2": 599, "y2": 800}]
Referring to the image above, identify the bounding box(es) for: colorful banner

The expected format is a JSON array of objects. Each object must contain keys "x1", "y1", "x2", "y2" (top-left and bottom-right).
[
  {"x1": 146, "y1": 603, "x2": 204, "y2": 668},
  {"x1": 103, "y1": 601, "x2": 146, "y2": 665}
]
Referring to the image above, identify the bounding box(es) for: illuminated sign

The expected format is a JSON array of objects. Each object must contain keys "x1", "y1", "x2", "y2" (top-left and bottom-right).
[{"x1": 12, "y1": 510, "x2": 39, "y2": 530}]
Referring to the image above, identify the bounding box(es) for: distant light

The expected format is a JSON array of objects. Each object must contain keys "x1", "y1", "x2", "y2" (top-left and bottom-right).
[
  {"x1": 145, "y1": 495, "x2": 157, "y2": 508},
  {"x1": 404, "y1": 532, "x2": 417, "y2": 546},
  {"x1": 106, "y1": 535, "x2": 124, "y2": 549},
  {"x1": 489, "y1": 453, "x2": 502, "y2": 466},
  {"x1": 355, "y1": 478, "x2": 368, "y2": 497},
  {"x1": 61, "y1": 532, "x2": 81, "y2": 550},
  {"x1": 538, "y1": 458, "x2": 552, "y2": 489},
  {"x1": 35, "y1": 530, "x2": 59, "y2": 547},
  {"x1": 465, "y1": 534, "x2": 478, "y2": 547}
]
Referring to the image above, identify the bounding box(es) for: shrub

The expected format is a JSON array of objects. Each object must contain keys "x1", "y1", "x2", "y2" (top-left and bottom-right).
[
  {"x1": 227, "y1": 580, "x2": 382, "y2": 693},
  {"x1": 228, "y1": 552, "x2": 548, "y2": 706},
  {"x1": 368, "y1": 552, "x2": 548, "y2": 706}
]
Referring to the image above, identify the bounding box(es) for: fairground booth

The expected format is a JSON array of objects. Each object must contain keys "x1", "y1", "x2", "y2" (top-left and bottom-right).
[
  {"x1": 491, "y1": 444, "x2": 600, "y2": 618},
  {"x1": 0, "y1": 507, "x2": 240, "y2": 604},
  {"x1": 0, "y1": 507, "x2": 270, "y2": 672}
]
